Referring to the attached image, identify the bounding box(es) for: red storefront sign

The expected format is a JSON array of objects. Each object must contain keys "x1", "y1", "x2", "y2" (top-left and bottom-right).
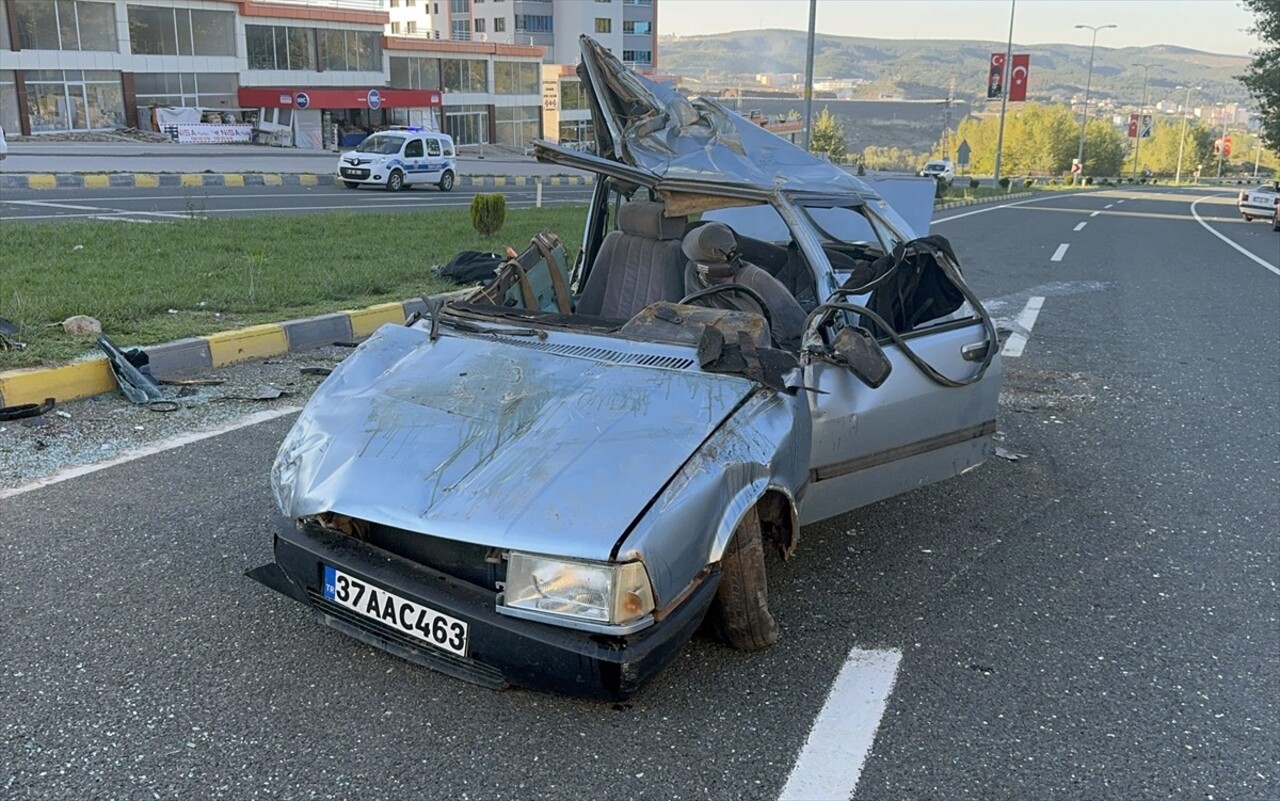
[{"x1": 237, "y1": 87, "x2": 442, "y2": 110}]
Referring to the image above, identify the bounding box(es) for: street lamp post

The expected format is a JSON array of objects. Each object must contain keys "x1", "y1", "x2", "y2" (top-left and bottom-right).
[
  {"x1": 1132, "y1": 62, "x2": 1156, "y2": 180},
  {"x1": 1174, "y1": 85, "x2": 1199, "y2": 184},
  {"x1": 1074, "y1": 23, "x2": 1117, "y2": 178}
]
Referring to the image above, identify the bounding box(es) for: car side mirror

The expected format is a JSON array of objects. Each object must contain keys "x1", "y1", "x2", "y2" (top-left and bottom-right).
[{"x1": 830, "y1": 326, "x2": 892, "y2": 388}]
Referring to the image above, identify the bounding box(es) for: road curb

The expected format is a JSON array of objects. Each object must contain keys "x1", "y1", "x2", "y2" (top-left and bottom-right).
[
  {"x1": 0, "y1": 299, "x2": 431, "y2": 409},
  {"x1": 0, "y1": 173, "x2": 594, "y2": 191}
]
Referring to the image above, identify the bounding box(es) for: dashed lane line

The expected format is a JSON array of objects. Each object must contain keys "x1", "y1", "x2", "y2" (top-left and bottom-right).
[
  {"x1": 1051, "y1": 243, "x2": 1070, "y2": 261},
  {"x1": 1090, "y1": 211, "x2": 1101, "y2": 217},
  {"x1": 1074, "y1": 222, "x2": 1087, "y2": 231},
  {"x1": 1188, "y1": 194, "x2": 1280, "y2": 277},
  {"x1": 1116, "y1": 199, "x2": 1125, "y2": 204},
  {"x1": 778, "y1": 648, "x2": 903, "y2": 801},
  {"x1": 1104, "y1": 203, "x2": 1114, "y2": 209},
  {"x1": 1000, "y1": 296, "x2": 1046, "y2": 358}
]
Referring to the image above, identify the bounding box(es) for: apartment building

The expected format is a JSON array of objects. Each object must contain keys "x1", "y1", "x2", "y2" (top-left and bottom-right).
[{"x1": 0, "y1": 0, "x2": 544, "y2": 149}]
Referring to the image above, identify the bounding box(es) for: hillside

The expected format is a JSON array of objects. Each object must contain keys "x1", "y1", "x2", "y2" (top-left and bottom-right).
[{"x1": 659, "y1": 30, "x2": 1253, "y2": 107}]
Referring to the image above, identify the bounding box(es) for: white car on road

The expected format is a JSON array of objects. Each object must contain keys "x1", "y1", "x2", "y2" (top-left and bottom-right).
[
  {"x1": 337, "y1": 129, "x2": 457, "y2": 192},
  {"x1": 919, "y1": 159, "x2": 955, "y2": 186},
  {"x1": 1237, "y1": 183, "x2": 1279, "y2": 221}
]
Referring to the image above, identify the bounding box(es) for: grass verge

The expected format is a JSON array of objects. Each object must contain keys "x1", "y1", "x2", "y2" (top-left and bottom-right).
[{"x1": 1, "y1": 206, "x2": 588, "y2": 369}]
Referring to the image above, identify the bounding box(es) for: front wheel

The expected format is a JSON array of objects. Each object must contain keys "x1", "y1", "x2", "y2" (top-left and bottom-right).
[
  {"x1": 1241, "y1": 213, "x2": 1253, "y2": 221},
  {"x1": 342, "y1": 180, "x2": 359, "y2": 190},
  {"x1": 708, "y1": 507, "x2": 778, "y2": 650},
  {"x1": 386, "y1": 170, "x2": 405, "y2": 192},
  {"x1": 438, "y1": 170, "x2": 455, "y2": 192}
]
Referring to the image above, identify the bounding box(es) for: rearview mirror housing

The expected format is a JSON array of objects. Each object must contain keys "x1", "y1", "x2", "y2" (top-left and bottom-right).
[{"x1": 830, "y1": 326, "x2": 892, "y2": 388}]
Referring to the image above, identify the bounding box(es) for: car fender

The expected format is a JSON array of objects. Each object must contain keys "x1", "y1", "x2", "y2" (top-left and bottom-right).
[{"x1": 614, "y1": 389, "x2": 810, "y2": 607}]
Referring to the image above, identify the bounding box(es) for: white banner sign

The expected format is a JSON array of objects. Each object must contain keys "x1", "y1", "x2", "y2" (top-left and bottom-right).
[{"x1": 170, "y1": 123, "x2": 253, "y2": 144}]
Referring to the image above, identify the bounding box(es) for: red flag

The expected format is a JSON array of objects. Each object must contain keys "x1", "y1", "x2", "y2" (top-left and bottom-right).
[
  {"x1": 1127, "y1": 113, "x2": 1139, "y2": 138},
  {"x1": 987, "y1": 53, "x2": 1005, "y2": 99},
  {"x1": 1008, "y1": 54, "x2": 1030, "y2": 102}
]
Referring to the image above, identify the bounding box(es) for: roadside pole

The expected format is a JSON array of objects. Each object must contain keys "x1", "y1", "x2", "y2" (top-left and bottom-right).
[
  {"x1": 802, "y1": 0, "x2": 817, "y2": 151},
  {"x1": 992, "y1": 0, "x2": 1016, "y2": 189}
]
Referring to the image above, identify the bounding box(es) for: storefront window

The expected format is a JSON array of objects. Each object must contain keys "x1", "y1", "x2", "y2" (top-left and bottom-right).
[
  {"x1": 128, "y1": 6, "x2": 233, "y2": 56},
  {"x1": 390, "y1": 57, "x2": 441, "y2": 89},
  {"x1": 494, "y1": 61, "x2": 539, "y2": 95},
  {"x1": 25, "y1": 70, "x2": 124, "y2": 132},
  {"x1": 560, "y1": 80, "x2": 587, "y2": 111},
  {"x1": 441, "y1": 60, "x2": 487, "y2": 93},
  {"x1": 134, "y1": 72, "x2": 239, "y2": 127},
  {"x1": 16, "y1": 0, "x2": 118, "y2": 51},
  {"x1": 444, "y1": 104, "x2": 488, "y2": 145},
  {"x1": 495, "y1": 104, "x2": 539, "y2": 149},
  {"x1": 0, "y1": 72, "x2": 21, "y2": 134}
]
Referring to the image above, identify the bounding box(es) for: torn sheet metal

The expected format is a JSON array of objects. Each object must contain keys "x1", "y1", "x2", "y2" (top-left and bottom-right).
[
  {"x1": 536, "y1": 36, "x2": 873, "y2": 197},
  {"x1": 97, "y1": 336, "x2": 163, "y2": 404},
  {"x1": 272, "y1": 324, "x2": 759, "y2": 563}
]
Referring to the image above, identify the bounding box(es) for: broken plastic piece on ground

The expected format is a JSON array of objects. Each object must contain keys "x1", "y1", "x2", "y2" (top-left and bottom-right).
[
  {"x1": 0, "y1": 317, "x2": 27, "y2": 351},
  {"x1": 993, "y1": 446, "x2": 1026, "y2": 461},
  {"x1": 0, "y1": 397, "x2": 56, "y2": 422},
  {"x1": 146, "y1": 400, "x2": 180, "y2": 413},
  {"x1": 300, "y1": 367, "x2": 333, "y2": 377},
  {"x1": 97, "y1": 335, "x2": 164, "y2": 404}
]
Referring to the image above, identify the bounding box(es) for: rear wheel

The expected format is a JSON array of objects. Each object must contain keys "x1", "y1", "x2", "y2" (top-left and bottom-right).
[
  {"x1": 439, "y1": 170, "x2": 455, "y2": 192},
  {"x1": 387, "y1": 170, "x2": 405, "y2": 192},
  {"x1": 342, "y1": 180, "x2": 359, "y2": 190},
  {"x1": 709, "y1": 507, "x2": 778, "y2": 650},
  {"x1": 1242, "y1": 213, "x2": 1253, "y2": 221}
]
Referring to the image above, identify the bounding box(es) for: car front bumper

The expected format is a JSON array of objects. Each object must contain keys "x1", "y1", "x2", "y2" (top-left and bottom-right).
[{"x1": 248, "y1": 519, "x2": 719, "y2": 700}]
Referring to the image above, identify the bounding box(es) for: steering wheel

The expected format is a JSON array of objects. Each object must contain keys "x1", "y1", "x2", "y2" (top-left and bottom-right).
[{"x1": 678, "y1": 283, "x2": 775, "y2": 338}]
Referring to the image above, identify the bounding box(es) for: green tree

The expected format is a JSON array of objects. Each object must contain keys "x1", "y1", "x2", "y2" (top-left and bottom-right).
[
  {"x1": 809, "y1": 106, "x2": 848, "y2": 163},
  {"x1": 1082, "y1": 119, "x2": 1126, "y2": 177},
  {"x1": 1241, "y1": 0, "x2": 1280, "y2": 151}
]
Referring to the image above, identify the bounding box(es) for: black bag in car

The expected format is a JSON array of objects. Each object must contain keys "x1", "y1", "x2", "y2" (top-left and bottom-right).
[{"x1": 437, "y1": 251, "x2": 505, "y2": 284}]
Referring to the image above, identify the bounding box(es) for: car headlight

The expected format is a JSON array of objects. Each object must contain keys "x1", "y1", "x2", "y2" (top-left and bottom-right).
[{"x1": 501, "y1": 552, "x2": 655, "y2": 630}]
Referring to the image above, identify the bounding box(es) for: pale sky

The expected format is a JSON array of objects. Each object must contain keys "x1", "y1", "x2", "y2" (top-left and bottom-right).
[{"x1": 657, "y1": 0, "x2": 1263, "y2": 56}]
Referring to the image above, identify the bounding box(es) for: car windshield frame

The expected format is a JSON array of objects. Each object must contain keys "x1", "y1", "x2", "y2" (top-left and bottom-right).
[{"x1": 355, "y1": 135, "x2": 406, "y2": 155}]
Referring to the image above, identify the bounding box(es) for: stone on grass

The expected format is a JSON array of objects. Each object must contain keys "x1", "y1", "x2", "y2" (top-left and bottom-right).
[{"x1": 62, "y1": 315, "x2": 102, "y2": 335}]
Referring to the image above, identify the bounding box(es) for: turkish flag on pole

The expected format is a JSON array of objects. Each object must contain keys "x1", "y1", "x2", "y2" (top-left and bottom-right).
[
  {"x1": 1008, "y1": 54, "x2": 1030, "y2": 102},
  {"x1": 1128, "y1": 113, "x2": 1139, "y2": 138},
  {"x1": 987, "y1": 53, "x2": 1005, "y2": 99}
]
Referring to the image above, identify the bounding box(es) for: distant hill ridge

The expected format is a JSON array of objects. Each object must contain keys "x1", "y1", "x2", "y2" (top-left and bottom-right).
[{"x1": 659, "y1": 29, "x2": 1253, "y2": 106}]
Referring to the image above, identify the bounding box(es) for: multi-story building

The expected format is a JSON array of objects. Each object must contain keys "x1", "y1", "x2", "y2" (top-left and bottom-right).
[{"x1": 0, "y1": 0, "x2": 544, "y2": 150}]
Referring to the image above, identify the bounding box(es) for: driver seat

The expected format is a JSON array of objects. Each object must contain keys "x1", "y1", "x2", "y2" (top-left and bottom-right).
[
  {"x1": 682, "y1": 223, "x2": 808, "y2": 348},
  {"x1": 576, "y1": 202, "x2": 688, "y2": 320}
]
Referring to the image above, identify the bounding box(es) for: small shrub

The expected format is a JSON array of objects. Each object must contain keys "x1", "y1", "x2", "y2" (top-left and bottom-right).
[
  {"x1": 1084, "y1": 176, "x2": 1093, "y2": 186},
  {"x1": 470, "y1": 193, "x2": 506, "y2": 238},
  {"x1": 1050, "y1": 178, "x2": 1060, "y2": 186},
  {"x1": 1065, "y1": 174, "x2": 1075, "y2": 186},
  {"x1": 969, "y1": 178, "x2": 980, "y2": 190},
  {"x1": 1024, "y1": 178, "x2": 1035, "y2": 187},
  {"x1": 998, "y1": 177, "x2": 1011, "y2": 190}
]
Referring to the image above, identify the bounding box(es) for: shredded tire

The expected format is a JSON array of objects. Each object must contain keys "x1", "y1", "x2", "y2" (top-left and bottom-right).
[{"x1": 710, "y1": 507, "x2": 779, "y2": 650}]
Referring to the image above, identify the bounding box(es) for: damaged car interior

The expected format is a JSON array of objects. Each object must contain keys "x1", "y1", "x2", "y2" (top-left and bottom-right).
[{"x1": 248, "y1": 35, "x2": 1002, "y2": 699}]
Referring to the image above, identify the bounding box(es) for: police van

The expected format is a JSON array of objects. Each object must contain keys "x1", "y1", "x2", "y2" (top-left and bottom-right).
[{"x1": 337, "y1": 128, "x2": 457, "y2": 192}]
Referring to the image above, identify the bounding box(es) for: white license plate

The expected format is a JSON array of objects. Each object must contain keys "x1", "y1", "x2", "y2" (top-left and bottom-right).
[{"x1": 322, "y1": 566, "x2": 468, "y2": 657}]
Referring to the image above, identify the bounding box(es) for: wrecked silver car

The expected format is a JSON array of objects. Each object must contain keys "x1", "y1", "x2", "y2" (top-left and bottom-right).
[{"x1": 249, "y1": 37, "x2": 1001, "y2": 699}]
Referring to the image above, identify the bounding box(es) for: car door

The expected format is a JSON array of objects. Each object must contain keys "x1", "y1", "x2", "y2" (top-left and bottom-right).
[
  {"x1": 403, "y1": 137, "x2": 425, "y2": 184},
  {"x1": 424, "y1": 136, "x2": 443, "y2": 180},
  {"x1": 781, "y1": 196, "x2": 1002, "y2": 525}
]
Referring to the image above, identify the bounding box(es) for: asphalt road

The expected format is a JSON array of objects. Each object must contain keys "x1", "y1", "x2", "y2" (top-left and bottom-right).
[
  {"x1": 0, "y1": 182, "x2": 595, "y2": 222},
  {"x1": 2, "y1": 187, "x2": 1277, "y2": 801}
]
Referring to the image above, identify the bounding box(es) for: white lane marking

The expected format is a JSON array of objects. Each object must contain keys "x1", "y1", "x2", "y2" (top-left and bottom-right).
[
  {"x1": 3, "y1": 199, "x2": 582, "y2": 221},
  {"x1": 1104, "y1": 203, "x2": 1114, "y2": 209},
  {"x1": 932, "y1": 193, "x2": 1069, "y2": 224},
  {"x1": 1090, "y1": 211, "x2": 1100, "y2": 218},
  {"x1": 0, "y1": 407, "x2": 300, "y2": 500},
  {"x1": 1189, "y1": 194, "x2": 1280, "y2": 277},
  {"x1": 6, "y1": 199, "x2": 111, "y2": 212},
  {"x1": 0, "y1": 185, "x2": 588, "y2": 206},
  {"x1": 1116, "y1": 199, "x2": 1125, "y2": 204},
  {"x1": 778, "y1": 648, "x2": 902, "y2": 801},
  {"x1": 1051, "y1": 243, "x2": 1069, "y2": 261},
  {"x1": 1073, "y1": 222, "x2": 1087, "y2": 231},
  {"x1": 1000, "y1": 296, "x2": 1045, "y2": 358}
]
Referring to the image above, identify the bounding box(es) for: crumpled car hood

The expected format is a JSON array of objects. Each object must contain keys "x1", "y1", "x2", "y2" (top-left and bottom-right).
[{"x1": 273, "y1": 325, "x2": 757, "y2": 561}]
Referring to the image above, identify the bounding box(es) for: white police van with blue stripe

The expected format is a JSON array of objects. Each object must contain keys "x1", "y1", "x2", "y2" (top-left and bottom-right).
[{"x1": 337, "y1": 128, "x2": 456, "y2": 192}]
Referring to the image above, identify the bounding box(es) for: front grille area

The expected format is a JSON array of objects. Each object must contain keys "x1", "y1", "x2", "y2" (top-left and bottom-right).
[
  {"x1": 340, "y1": 168, "x2": 370, "y2": 179},
  {"x1": 492, "y1": 336, "x2": 696, "y2": 370},
  {"x1": 366, "y1": 523, "x2": 503, "y2": 590},
  {"x1": 309, "y1": 591, "x2": 506, "y2": 689}
]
